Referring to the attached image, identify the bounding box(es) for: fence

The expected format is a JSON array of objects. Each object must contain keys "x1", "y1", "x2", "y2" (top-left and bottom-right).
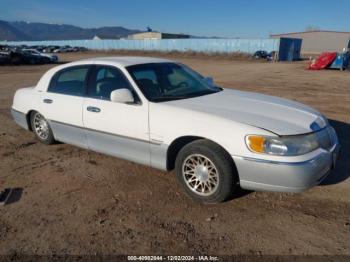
[{"x1": 1, "y1": 38, "x2": 280, "y2": 54}]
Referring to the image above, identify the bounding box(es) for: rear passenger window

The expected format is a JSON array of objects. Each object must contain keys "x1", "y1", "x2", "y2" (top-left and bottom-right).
[{"x1": 48, "y1": 67, "x2": 89, "y2": 96}]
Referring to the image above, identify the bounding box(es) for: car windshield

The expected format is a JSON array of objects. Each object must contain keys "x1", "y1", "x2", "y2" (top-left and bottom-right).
[{"x1": 126, "y1": 63, "x2": 221, "y2": 102}]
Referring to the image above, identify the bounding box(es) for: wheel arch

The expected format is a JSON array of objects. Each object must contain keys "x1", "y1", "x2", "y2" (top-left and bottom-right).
[
  {"x1": 26, "y1": 109, "x2": 37, "y2": 131},
  {"x1": 166, "y1": 136, "x2": 203, "y2": 170},
  {"x1": 166, "y1": 136, "x2": 238, "y2": 174}
]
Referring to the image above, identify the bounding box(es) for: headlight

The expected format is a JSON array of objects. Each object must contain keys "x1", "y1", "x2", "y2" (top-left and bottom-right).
[{"x1": 246, "y1": 132, "x2": 321, "y2": 156}]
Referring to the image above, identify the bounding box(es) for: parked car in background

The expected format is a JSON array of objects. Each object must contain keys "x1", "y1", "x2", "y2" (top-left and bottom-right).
[
  {"x1": 0, "y1": 45, "x2": 11, "y2": 51},
  {"x1": 72, "y1": 46, "x2": 88, "y2": 52},
  {"x1": 0, "y1": 51, "x2": 11, "y2": 65},
  {"x1": 267, "y1": 51, "x2": 276, "y2": 61},
  {"x1": 11, "y1": 57, "x2": 340, "y2": 203},
  {"x1": 29, "y1": 45, "x2": 45, "y2": 52},
  {"x1": 7, "y1": 49, "x2": 32, "y2": 65},
  {"x1": 43, "y1": 46, "x2": 60, "y2": 53},
  {"x1": 3, "y1": 48, "x2": 57, "y2": 65},
  {"x1": 78, "y1": 46, "x2": 88, "y2": 52},
  {"x1": 53, "y1": 47, "x2": 65, "y2": 53},
  {"x1": 65, "y1": 46, "x2": 75, "y2": 52},
  {"x1": 253, "y1": 50, "x2": 269, "y2": 59},
  {"x1": 2, "y1": 45, "x2": 88, "y2": 55},
  {"x1": 53, "y1": 46, "x2": 72, "y2": 53},
  {"x1": 22, "y1": 49, "x2": 58, "y2": 63},
  {"x1": 0, "y1": 44, "x2": 87, "y2": 64},
  {"x1": 253, "y1": 50, "x2": 276, "y2": 61}
]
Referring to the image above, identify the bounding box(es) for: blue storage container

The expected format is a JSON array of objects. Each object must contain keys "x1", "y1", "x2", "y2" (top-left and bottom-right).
[
  {"x1": 278, "y1": 38, "x2": 302, "y2": 61},
  {"x1": 329, "y1": 52, "x2": 350, "y2": 70}
]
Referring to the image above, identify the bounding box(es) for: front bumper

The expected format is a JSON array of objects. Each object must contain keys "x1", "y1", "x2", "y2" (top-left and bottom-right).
[{"x1": 233, "y1": 144, "x2": 340, "y2": 193}]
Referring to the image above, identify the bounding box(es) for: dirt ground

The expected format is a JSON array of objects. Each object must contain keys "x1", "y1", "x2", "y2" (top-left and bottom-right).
[{"x1": 0, "y1": 51, "x2": 349, "y2": 258}]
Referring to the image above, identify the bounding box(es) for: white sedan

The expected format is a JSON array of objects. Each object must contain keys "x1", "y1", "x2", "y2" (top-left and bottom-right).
[{"x1": 11, "y1": 57, "x2": 340, "y2": 203}]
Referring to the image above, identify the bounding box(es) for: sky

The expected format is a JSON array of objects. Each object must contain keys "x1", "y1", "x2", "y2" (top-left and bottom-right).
[{"x1": 1, "y1": 0, "x2": 350, "y2": 38}]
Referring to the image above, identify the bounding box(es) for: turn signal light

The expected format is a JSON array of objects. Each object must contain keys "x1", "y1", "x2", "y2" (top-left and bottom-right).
[{"x1": 246, "y1": 135, "x2": 266, "y2": 153}]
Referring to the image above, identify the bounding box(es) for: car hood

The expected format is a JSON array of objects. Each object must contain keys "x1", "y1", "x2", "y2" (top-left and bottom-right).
[{"x1": 164, "y1": 88, "x2": 327, "y2": 136}]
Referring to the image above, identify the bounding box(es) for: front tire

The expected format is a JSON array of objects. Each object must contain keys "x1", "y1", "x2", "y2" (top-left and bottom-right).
[
  {"x1": 175, "y1": 139, "x2": 238, "y2": 203},
  {"x1": 30, "y1": 111, "x2": 56, "y2": 144}
]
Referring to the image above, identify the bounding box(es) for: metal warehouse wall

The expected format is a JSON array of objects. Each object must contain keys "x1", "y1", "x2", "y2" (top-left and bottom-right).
[
  {"x1": 1, "y1": 39, "x2": 280, "y2": 54},
  {"x1": 271, "y1": 31, "x2": 350, "y2": 54}
]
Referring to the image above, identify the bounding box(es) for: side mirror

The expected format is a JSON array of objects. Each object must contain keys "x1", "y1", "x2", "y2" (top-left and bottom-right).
[
  {"x1": 204, "y1": 77, "x2": 215, "y2": 87},
  {"x1": 110, "y1": 88, "x2": 134, "y2": 104}
]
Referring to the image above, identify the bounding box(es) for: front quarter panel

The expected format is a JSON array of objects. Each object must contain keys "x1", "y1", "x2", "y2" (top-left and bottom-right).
[{"x1": 148, "y1": 101, "x2": 275, "y2": 170}]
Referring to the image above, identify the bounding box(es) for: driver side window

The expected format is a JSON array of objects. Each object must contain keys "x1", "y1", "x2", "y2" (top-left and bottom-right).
[{"x1": 88, "y1": 66, "x2": 134, "y2": 101}]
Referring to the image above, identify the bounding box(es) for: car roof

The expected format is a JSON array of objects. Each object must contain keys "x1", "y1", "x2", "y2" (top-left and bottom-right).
[
  {"x1": 78, "y1": 56, "x2": 174, "y2": 67},
  {"x1": 35, "y1": 56, "x2": 177, "y2": 92}
]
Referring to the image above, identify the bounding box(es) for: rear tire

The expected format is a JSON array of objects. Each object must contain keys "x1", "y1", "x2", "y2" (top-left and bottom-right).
[
  {"x1": 175, "y1": 139, "x2": 238, "y2": 203},
  {"x1": 30, "y1": 111, "x2": 56, "y2": 145}
]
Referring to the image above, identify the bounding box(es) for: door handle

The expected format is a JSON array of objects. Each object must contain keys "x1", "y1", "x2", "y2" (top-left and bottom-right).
[
  {"x1": 87, "y1": 106, "x2": 101, "y2": 113},
  {"x1": 43, "y1": 99, "x2": 53, "y2": 104}
]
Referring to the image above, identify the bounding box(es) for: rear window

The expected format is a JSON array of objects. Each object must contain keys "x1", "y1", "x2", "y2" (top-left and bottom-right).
[{"x1": 48, "y1": 66, "x2": 89, "y2": 96}]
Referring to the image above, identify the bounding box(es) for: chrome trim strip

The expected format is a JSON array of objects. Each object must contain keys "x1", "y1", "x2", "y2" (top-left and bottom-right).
[
  {"x1": 232, "y1": 154, "x2": 325, "y2": 166},
  {"x1": 329, "y1": 142, "x2": 340, "y2": 152},
  {"x1": 49, "y1": 120, "x2": 161, "y2": 145},
  {"x1": 150, "y1": 138, "x2": 164, "y2": 145}
]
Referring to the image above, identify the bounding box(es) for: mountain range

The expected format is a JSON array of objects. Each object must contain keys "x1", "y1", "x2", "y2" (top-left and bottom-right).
[{"x1": 0, "y1": 20, "x2": 142, "y2": 41}]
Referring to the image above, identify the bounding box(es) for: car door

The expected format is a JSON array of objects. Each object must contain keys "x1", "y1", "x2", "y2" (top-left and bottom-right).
[
  {"x1": 41, "y1": 65, "x2": 91, "y2": 148},
  {"x1": 83, "y1": 65, "x2": 150, "y2": 165}
]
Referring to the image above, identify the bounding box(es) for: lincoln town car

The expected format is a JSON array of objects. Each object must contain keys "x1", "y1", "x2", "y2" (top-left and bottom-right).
[{"x1": 11, "y1": 57, "x2": 340, "y2": 203}]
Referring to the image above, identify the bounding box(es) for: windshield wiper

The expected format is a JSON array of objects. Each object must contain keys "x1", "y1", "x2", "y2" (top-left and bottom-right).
[
  {"x1": 186, "y1": 89, "x2": 221, "y2": 97},
  {"x1": 151, "y1": 89, "x2": 221, "y2": 102}
]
